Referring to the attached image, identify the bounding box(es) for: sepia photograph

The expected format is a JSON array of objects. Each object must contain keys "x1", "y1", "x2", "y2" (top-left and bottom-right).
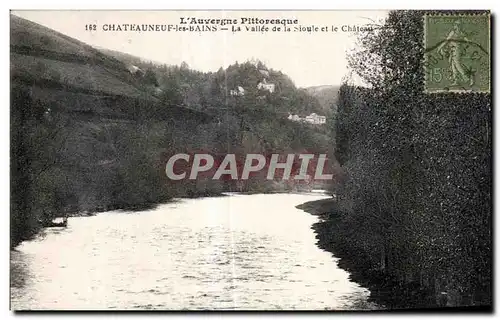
[{"x1": 9, "y1": 8, "x2": 492, "y2": 311}]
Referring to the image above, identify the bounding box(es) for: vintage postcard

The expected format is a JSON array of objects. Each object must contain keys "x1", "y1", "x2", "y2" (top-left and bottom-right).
[{"x1": 10, "y1": 10, "x2": 492, "y2": 311}]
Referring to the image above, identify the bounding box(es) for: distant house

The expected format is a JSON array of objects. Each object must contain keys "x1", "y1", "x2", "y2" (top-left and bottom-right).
[
  {"x1": 304, "y1": 113, "x2": 326, "y2": 125},
  {"x1": 127, "y1": 65, "x2": 144, "y2": 76},
  {"x1": 288, "y1": 113, "x2": 326, "y2": 125},
  {"x1": 259, "y1": 69, "x2": 270, "y2": 78},
  {"x1": 230, "y1": 86, "x2": 245, "y2": 96},
  {"x1": 257, "y1": 79, "x2": 275, "y2": 93}
]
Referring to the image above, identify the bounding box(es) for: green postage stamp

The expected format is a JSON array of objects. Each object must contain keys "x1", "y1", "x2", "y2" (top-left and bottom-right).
[{"x1": 424, "y1": 13, "x2": 490, "y2": 93}]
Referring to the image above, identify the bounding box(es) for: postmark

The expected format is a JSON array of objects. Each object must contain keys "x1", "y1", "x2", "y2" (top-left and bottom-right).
[{"x1": 424, "y1": 13, "x2": 490, "y2": 93}]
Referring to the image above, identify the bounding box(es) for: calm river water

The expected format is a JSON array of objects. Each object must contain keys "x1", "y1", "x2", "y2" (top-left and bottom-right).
[{"x1": 11, "y1": 193, "x2": 379, "y2": 310}]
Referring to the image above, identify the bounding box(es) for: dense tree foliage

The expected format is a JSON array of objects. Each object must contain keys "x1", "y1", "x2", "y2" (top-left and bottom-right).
[{"x1": 329, "y1": 11, "x2": 491, "y2": 307}]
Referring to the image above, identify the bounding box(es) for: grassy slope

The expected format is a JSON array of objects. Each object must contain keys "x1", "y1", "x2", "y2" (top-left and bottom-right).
[{"x1": 10, "y1": 14, "x2": 155, "y2": 101}]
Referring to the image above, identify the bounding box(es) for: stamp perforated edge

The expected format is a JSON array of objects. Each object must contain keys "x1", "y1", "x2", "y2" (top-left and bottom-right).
[{"x1": 423, "y1": 12, "x2": 491, "y2": 94}]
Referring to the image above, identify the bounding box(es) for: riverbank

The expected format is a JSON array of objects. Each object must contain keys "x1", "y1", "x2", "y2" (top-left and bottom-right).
[
  {"x1": 296, "y1": 198, "x2": 462, "y2": 311},
  {"x1": 14, "y1": 188, "x2": 306, "y2": 248},
  {"x1": 70, "y1": 188, "x2": 318, "y2": 217}
]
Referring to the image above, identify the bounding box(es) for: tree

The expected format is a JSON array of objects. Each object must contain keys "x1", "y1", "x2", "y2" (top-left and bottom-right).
[
  {"x1": 159, "y1": 73, "x2": 183, "y2": 108},
  {"x1": 333, "y1": 10, "x2": 491, "y2": 307},
  {"x1": 144, "y1": 68, "x2": 159, "y2": 87}
]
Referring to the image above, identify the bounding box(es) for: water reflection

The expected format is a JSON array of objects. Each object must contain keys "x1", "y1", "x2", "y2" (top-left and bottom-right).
[{"x1": 11, "y1": 193, "x2": 379, "y2": 310}]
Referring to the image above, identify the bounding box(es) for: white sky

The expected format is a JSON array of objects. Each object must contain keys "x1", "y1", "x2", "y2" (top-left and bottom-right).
[{"x1": 12, "y1": 10, "x2": 388, "y2": 87}]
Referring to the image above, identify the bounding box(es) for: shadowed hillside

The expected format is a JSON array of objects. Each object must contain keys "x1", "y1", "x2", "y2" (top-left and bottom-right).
[
  {"x1": 10, "y1": 14, "x2": 336, "y2": 248},
  {"x1": 10, "y1": 14, "x2": 212, "y2": 247},
  {"x1": 304, "y1": 85, "x2": 339, "y2": 117},
  {"x1": 10, "y1": 14, "x2": 210, "y2": 121}
]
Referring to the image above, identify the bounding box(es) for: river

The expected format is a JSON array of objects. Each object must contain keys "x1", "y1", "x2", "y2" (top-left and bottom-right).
[{"x1": 10, "y1": 193, "x2": 379, "y2": 310}]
